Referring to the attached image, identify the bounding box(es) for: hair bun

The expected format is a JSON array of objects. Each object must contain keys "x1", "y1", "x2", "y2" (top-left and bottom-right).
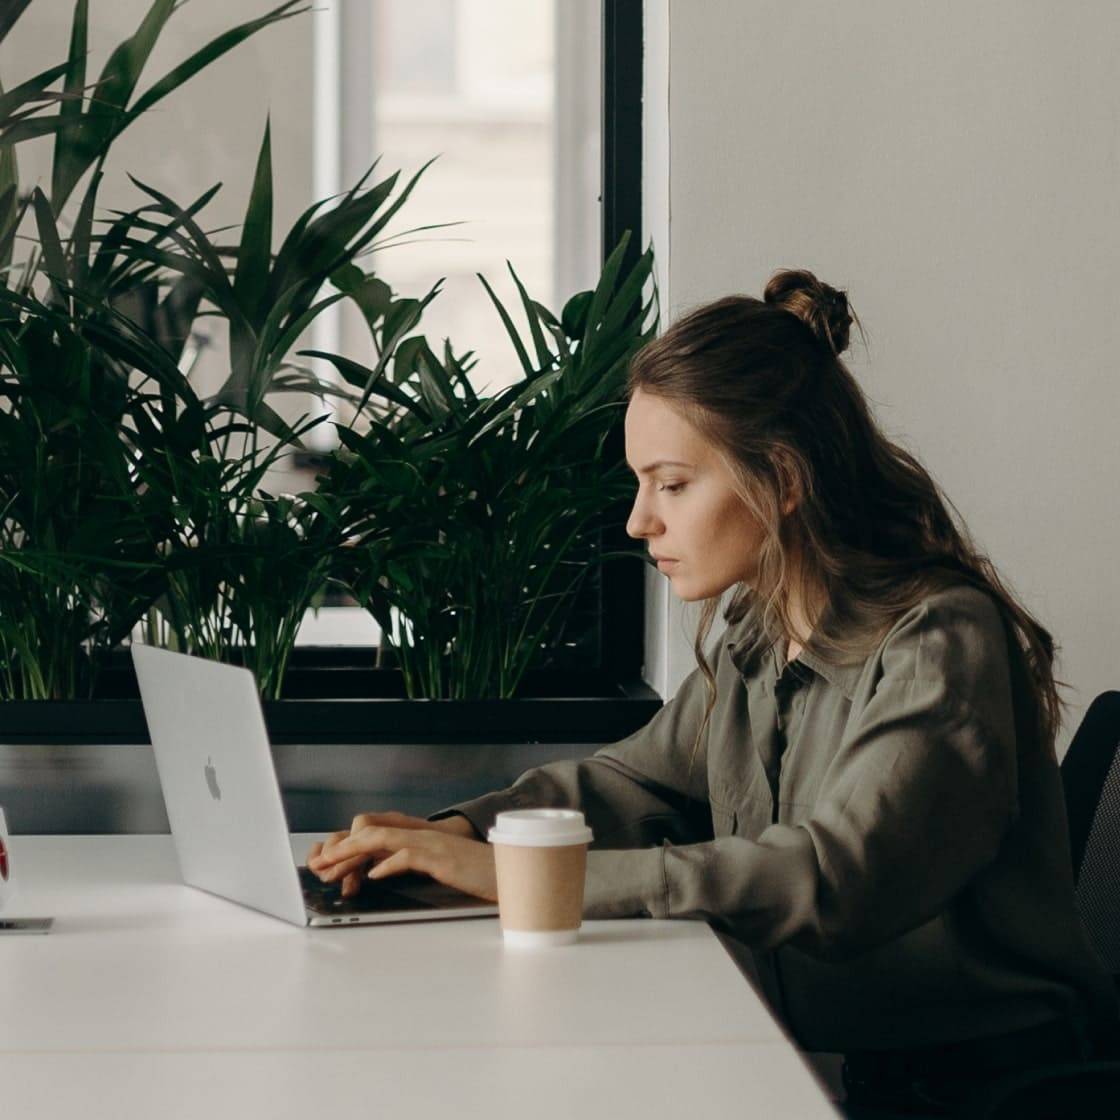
[{"x1": 763, "y1": 269, "x2": 853, "y2": 357}]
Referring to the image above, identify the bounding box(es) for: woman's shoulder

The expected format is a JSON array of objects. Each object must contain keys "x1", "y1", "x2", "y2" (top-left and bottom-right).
[
  {"x1": 721, "y1": 581, "x2": 1005, "y2": 647},
  {"x1": 716, "y1": 581, "x2": 1011, "y2": 695},
  {"x1": 886, "y1": 581, "x2": 1005, "y2": 638},
  {"x1": 877, "y1": 581, "x2": 1010, "y2": 688}
]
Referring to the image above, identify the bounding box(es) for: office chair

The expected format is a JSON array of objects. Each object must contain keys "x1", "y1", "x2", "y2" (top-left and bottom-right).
[
  {"x1": 1063, "y1": 690, "x2": 1120, "y2": 977},
  {"x1": 958, "y1": 691, "x2": 1120, "y2": 1119}
]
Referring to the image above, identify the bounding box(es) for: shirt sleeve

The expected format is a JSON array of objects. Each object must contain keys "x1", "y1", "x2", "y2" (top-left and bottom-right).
[
  {"x1": 427, "y1": 657, "x2": 717, "y2": 860},
  {"x1": 579, "y1": 591, "x2": 1022, "y2": 950}
]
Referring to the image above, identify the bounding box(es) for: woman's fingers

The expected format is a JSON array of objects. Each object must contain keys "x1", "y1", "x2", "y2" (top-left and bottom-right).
[
  {"x1": 367, "y1": 848, "x2": 421, "y2": 881},
  {"x1": 327, "y1": 852, "x2": 388, "y2": 884},
  {"x1": 336, "y1": 814, "x2": 424, "y2": 894},
  {"x1": 315, "y1": 825, "x2": 410, "y2": 894},
  {"x1": 341, "y1": 814, "x2": 372, "y2": 898},
  {"x1": 320, "y1": 825, "x2": 409, "y2": 865},
  {"x1": 309, "y1": 814, "x2": 432, "y2": 883},
  {"x1": 308, "y1": 829, "x2": 352, "y2": 878}
]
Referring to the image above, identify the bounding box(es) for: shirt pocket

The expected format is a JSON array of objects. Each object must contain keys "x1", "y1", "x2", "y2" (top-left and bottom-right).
[{"x1": 710, "y1": 767, "x2": 770, "y2": 839}]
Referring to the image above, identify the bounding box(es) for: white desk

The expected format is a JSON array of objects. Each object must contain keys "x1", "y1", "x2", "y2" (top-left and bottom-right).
[{"x1": 0, "y1": 836, "x2": 838, "y2": 1119}]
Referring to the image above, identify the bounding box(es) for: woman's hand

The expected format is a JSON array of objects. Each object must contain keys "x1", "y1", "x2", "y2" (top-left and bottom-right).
[
  {"x1": 306, "y1": 811, "x2": 497, "y2": 902},
  {"x1": 306, "y1": 811, "x2": 479, "y2": 895}
]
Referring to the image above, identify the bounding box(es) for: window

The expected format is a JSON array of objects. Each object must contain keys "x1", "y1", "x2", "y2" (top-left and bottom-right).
[
  {"x1": 3, "y1": 0, "x2": 641, "y2": 677},
  {"x1": 309, "y1": 0, "x2": 601, "y2": 411},
  {"x1": 300, "y1": 0, "x2": 613, "y2": 650}
]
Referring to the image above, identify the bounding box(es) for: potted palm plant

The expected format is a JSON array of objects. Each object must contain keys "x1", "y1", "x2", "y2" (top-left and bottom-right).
[
  {"x1": 0, "y1": 0, "x2": 317, "y2": 702},
  {"x1": 311, "y1": 233, "x2": 654, "y2": 702},
  {"x1": 0, "y1": 0, "x2": 661, "y2": 834}
]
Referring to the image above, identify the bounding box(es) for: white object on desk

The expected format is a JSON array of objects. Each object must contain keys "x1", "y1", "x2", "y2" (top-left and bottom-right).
[
  {"x1": 0, "y1": 805, "x2": 53, "y2": 933},
  {"x1": 0, "y1": 835, "x2": 839, "y2": 1119},
  {"x1": 0, "y1": 806, "x2": 13, "y2": 910}
]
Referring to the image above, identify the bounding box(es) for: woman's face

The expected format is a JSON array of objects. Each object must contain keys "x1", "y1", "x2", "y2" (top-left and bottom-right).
[{"x1": 624, "y1": 388, "x2": 770, "y2": 601}]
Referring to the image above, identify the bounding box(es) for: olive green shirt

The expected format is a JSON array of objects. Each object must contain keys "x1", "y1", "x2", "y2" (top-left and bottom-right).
[{"x1": 430, "y1": 584, "x2": 1116, "y2": 1052}]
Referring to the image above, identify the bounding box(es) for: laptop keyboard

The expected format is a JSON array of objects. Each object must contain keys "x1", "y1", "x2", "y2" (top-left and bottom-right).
[{"x1": 299, "y1": 865, "x2": 439, "y2": 914}]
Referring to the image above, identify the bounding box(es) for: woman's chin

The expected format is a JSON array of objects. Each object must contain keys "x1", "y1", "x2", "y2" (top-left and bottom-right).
[
  {"x1": 668, "y1": 573, "x2": 740, "y2": 602},
  {"x1": 667, "y1": 575, "x2": 701, "y2": 602}
]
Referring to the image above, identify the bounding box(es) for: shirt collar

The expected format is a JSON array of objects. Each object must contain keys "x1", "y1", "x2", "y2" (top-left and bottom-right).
[
  {"x1": 724, "y1": 596, "x2": 865, "y2": 701},
  {"x1": 777, "y1": 641, "x2": 864, "y2": 699}
]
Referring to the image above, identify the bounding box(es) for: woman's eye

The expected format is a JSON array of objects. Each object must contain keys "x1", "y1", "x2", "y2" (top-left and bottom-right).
[{"x1": 658, "y1": 482, "x2": 686, "y2": 494}]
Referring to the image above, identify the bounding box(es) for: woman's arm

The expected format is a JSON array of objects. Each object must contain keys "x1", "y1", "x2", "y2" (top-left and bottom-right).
[{"x1": 427, "y1": 657, "x2": 719, "y2": 850}]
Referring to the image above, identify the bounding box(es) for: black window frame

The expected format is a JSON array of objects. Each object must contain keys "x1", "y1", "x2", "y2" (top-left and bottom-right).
[{"x1": 600, "y1": 0, "x2": 645, "y2": 683}]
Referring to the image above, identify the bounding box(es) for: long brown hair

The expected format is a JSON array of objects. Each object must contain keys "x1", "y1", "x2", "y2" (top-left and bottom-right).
[{"x1": 627, "y1": 269, "x2": 1070, "y2": 779}]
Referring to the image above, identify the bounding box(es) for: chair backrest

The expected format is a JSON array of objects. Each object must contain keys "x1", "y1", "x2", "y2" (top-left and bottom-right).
[{"x1": 1061, "y1": 691, "x2": 1120, "y2": 975}]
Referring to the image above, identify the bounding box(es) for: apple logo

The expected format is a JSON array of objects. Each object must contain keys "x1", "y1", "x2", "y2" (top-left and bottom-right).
[{"x1": 204, "y1": 757, "x2": 222, "y2": 801}]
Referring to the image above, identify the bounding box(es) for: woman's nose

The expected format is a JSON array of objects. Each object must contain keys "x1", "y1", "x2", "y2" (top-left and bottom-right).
[{"x1": 625, "y1": 493, "x2": 661, "y2": 539}]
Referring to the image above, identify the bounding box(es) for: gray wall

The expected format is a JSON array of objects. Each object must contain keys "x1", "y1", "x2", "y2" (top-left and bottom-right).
[{"x1": 643, "y1": 0, "x2": 1119, "y2": 757}]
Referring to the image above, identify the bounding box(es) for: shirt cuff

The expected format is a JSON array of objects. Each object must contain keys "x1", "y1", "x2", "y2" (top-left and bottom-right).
[
  {"x1": 426, "y1": 785, "x2": 533, "y2": 842},
  {"x1": 583, "y1": 845, "x2": 668, "y2": 920}
]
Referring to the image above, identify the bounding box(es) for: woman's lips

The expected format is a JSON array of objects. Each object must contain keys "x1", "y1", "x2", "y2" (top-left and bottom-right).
[{"x1": 656, "y1": 558, "x2": 679, "y2": 570}]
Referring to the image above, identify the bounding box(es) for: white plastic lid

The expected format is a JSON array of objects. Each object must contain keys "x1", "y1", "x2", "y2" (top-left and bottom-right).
[{"x1": 487, "y1": 809, "x2": 594, "y2": 847}]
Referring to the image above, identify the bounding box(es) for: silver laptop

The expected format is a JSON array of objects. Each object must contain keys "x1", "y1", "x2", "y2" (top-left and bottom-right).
[{"x1": 132, "y1": 644, "x2": 499, "y2": 927}]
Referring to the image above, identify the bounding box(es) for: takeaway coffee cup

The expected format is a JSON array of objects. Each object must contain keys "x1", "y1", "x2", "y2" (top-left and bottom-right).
[{"x1": 487, "y1": 809, "x2": 594, "y2": 947}]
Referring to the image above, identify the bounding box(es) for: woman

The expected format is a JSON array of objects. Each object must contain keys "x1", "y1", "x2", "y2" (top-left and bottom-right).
[{"x1": 307, "y1": 270, "x2": 1116, "y2": 1117}]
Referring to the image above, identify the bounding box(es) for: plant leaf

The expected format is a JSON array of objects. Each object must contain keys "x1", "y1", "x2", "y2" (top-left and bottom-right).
[
  {"x1": 506, "y1": 260, "x2": 553, "y2": 371},
  {"x1": 299, "y1": 349, "x2": 432, "y2": 422},
  {"x1": 468, "y1": 365, "x2": 566, "y2": 446},
  {"x1": 68, "y1": 167, "x2": 102, "y2": 290},
  {"x1": 124, "y1": 1, "x2": 309, "y2": 124},
  {"x1": 51, "y1": 0, "x2": 174, "y2": 210},
  {"x1": 0, "y1": 60, "x2": 70, "y2": 123},
  {"x1": 48, "y1": 0, "x2": 88, "y2": 209},
  {"x1": 233, "y1": 118, "x2": 273, "y2": 325},
  {"x1": 476, "y1": 271, "x2": 534, "y2": 376},
  {"x1": 0, "y1": 0, "x2": 32, "y2": 44},
  {"x1": 253, "y1": 288, "x2": 347, "y2": 380},
  {"x1": 0, "y1": 134, "x2": 17, "y2": 275},
  {"x1": 31, "y1": 188, "x2": 69, "y2": 305},
  {"x1": 0, "y1": 115, "x2": 72, "y2": 146},
  {"x1": 577, "y1": 229, "x2": 630, "y2": 358}
]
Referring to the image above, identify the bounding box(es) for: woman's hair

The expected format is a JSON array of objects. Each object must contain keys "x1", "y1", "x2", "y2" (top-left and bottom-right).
[{"x1": 626, "y1": 269, "x2": 1070, "y2": 786}]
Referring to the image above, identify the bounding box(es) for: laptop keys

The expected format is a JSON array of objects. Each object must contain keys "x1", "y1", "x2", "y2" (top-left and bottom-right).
[{"x1": 298, "y1": 865, "x2": 438, "y2": 913}]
